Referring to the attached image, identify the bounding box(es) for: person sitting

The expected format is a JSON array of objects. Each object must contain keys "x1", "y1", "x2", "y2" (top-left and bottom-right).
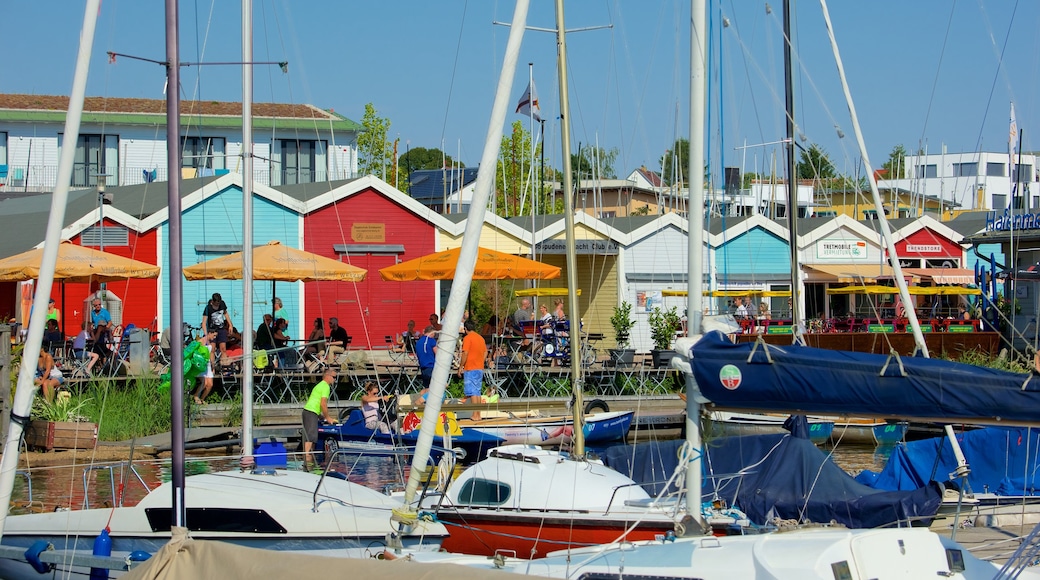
[
  {"x1": 272, "y1": 317, "x2": 291, "y2": 366},
  {"x1": 360, "y1": 380, "x2": 394, "y2": 434},
  {"x1": 91, "y1": 320, "x2": 113, "y2": 372},
  {"x1": 324, "y1": 317, "x2": 350, "y2": 363},
  {"x1": 958, "y1": 304, "x2": 972, "y2": 321},
  {"x1": 35, "y1": 349, "x2": 63, "y2": 403},
  {"x1": 73, "y1": 320, "x2": 100, "y2": 372},
  {"x1": 305, "y1": 317, "x2": 325, "y2": 359},
  {"x1": 42, "y1": 319, "x2": 63, "y2": 352},
  {"x1": 482, "y1": 314, "x2": 501, "y2": 337},
  {"x1": 394, "y1": 320, "x2": 418, "y2": 353}
]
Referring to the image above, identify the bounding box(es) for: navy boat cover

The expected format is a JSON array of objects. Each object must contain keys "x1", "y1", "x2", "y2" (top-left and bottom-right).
[
  {"x1": 602, "y1": 429, "x2": 943, "y2": 529},
  {"x1": 856, "y1": 426, "x2": 1040, "y2": 496},
  {"x1": 688, "y1": 331, "x2": 1040, "y2": 425}
]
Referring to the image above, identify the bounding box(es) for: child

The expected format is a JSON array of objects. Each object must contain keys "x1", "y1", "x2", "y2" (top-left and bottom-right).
[{"x1": 192, "y1": 329, "x2": 218, "y2": 405}]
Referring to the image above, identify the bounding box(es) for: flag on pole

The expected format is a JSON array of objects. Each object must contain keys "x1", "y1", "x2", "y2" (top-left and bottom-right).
[
  {"x1": 515, "y1": 81, "x2": 542, "y2": 122},
  {"x1": 1010, "y1": 102, "x2": 1018, "y2": 155}
]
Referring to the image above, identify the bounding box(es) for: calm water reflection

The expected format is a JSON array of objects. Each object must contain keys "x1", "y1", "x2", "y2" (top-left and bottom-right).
[{"x1": 10, "y1": 442, "x2": 896, "y2": 513}]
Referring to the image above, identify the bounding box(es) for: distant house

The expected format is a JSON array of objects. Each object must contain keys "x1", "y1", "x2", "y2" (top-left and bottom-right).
[
  {"x1": 878, "y1": 150, "x2": 1040, "y2": 211},
  {"x1": 0, "y1": 94, "x2": 360, "y2": 193},
  {"x1": 407, "y1": 167, "x2": 479, "y2": 214},
  {"x1": 627, "y1": 166, "x2": 664, "y2": 190}
]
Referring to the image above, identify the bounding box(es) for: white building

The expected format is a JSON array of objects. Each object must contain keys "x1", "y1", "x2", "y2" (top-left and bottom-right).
[
  {"x1": 0, "y1": 94, "x2": 359, "y2": 192},
  {"x1": 879, "y1": 151, "x2": 1039, "y2": 211}
]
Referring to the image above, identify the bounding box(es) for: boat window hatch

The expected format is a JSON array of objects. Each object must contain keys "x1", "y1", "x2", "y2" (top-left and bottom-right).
[
  {"x1": 145, "y1": 507, "x2": 287, "y2": 534},
  {"x1": 456, "y1": 478, "x2": 511, "y2": 506}
]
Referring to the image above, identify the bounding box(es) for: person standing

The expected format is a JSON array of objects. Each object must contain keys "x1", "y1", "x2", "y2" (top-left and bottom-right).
[
  {"x1": 273, "y1": 297, "x2": 289, "y2": 328},
  {"x1": 513, "y1": 298, "x2": 533, "y2": 330},
  {"x1": 302, "y1": 368, "x2": 336, "y2": 464},
  {"x1": 192, "y1": 328, "x2": 218, "y2": 405},
  {"x1": 415, "y1": 325, "x2": 438, "y2": 397},
  {"x1": 202, "y1": 293, "x2": 232, "y2": 365},
  {"x1": 458, "y1": 320, "x2": 487, "y2": 420},
  {"x1": 45, "y1": 298, "x2": 60, "y2": 325}
]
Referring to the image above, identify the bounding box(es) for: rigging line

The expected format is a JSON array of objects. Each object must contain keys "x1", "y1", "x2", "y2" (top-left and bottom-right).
[
  {"x1": 970, "y1": 0, "x2": 1020, "y2": 154},
  {"x1": 439, "y1": 0, "x2": 469, "y2": 146},
  {"x1": 914, "y1": 0, "x2": 958, "y2": 151},
  {"x1": 720, "y1": 3, "x2": 770, "y2": 150}
]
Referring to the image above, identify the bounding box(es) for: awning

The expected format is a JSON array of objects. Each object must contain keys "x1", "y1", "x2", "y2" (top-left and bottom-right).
[
  {"x1": 902, "y1": 267, "x2": 976, "y2": 285},
  {"x1": 803, "y1": 263, "x2": 896, "y2": 283}
]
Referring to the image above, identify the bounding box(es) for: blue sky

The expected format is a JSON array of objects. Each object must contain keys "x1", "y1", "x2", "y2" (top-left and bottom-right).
[{"x1": 6, "y1": 1, "x2": 1039, "y2": 181}]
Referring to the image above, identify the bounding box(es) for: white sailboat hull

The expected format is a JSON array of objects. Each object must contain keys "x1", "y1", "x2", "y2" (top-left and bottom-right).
[
  {"x1": 0, "y1": 469, "x2": 446, "y2": 579},
  {"x1": 408, "y1": 526, "x2": 1037, "y2": 579}
]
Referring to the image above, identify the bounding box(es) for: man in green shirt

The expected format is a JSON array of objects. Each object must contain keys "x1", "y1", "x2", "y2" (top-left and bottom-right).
[{"x1": 303, "y1": 368, "x2": 336, "y2": 464}]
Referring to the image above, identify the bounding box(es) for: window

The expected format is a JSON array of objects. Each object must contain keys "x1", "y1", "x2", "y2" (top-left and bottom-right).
[
  {"x1": 992, "y1": 194, "x2": 1007, "y2": 209},
  {"x1": 952, "y1": 162, "x2": 977, "y2": 177},
  {"x1": 455, "y1": 478, "x2": 511, "y2": 506},
  {"x1": 915, "y1": 164, "x2": 937, "y2": 178},
  {"x1": 271, "y1": 139, "x2": 327, "y2": 185},
  {"x1": 0, "y1": 132, "x2": 7, "y2": 167},
  {"x1": 181, "y1": 137, "x2": 226, "y2": 170},
  {"x1": 1013, "y1": 164, "x2": 1034, "y2": 183},
  {"x1": 986, "y1": 162, "x2": 1005, "y2": 177},
  {"x1": 64, "y1": 134, "x2": 118, "y2": 187}
]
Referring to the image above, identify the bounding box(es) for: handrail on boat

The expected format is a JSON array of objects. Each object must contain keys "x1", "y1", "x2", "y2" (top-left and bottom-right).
[
  {"x1": 311, "y1": 445, "x2": 457, "y2": 514},
  {"x1": 81, "y1": 461, "x2": 151, "y2": 509}
]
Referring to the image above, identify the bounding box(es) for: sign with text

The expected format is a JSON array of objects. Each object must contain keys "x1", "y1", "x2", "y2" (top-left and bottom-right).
[
  {"x1": 905, "y1": 244, "x2": 943, "y2": 254},
  {"x1": 536, "y1": 239, "x2": 619, "y2": 255},
  {"x1": 351, "y1": 223, "x2": 385, "y2": 243},
  {"x1": 816, "y1": 239, "x2": 867, "y2": 260},
  {"x1": 767, "y1": 325, "x2": 794, "y2": 334},
  {"x1": 867, "y1": 324, "x2": 895, "y2": 333}
]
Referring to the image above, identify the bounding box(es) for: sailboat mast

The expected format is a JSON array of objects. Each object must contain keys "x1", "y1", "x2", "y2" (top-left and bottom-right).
[
  {"x1": 783, "y1": 0, "x2": 804, "y2": 334},
  {"x1": 165, "y1": 0, "x2": 187, "y2": 526},
  {"x1": 686, "y1": 0, "x2": 707, "y2": 527},
  {"x1": 240, "y1": 0, "x2": 256, "y2": 466},
  {"x1": 401, "y1": 0, "x2": 530, "y2": 507},
  {"x1": 554, "y1": 0, "x2": 585, "y2": 458},
  {"x1": 0, "y1": 0, "x2": 101, "y2": 539},
  {"x1": 817, "y1": 0, "x2": 927, "y2": 355}
]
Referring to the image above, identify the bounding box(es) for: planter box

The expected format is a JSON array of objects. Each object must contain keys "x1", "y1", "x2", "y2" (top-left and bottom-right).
[
  {"x1": 25, "y1": 420, "x2": 97, "y2": 451},
  {"x1": 652, "y1": 349, "x2": 677, "y2": 368}
]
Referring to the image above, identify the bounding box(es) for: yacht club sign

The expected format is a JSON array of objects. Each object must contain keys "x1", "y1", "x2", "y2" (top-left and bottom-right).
[{"x1": 535, "y1": 239, "x2": 619, "y2": 255}]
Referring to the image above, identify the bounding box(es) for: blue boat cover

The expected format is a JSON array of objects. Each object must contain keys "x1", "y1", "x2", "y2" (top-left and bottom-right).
[
  {"x1": 856, "y1": 427, "x2": 1040, "y2": 496},
  {"x1": 689, "y1": 331, "x2": 1040, "y2": 425},
  {"x1": 601, "y1": 430, "x2": 943, "y2": 529}
]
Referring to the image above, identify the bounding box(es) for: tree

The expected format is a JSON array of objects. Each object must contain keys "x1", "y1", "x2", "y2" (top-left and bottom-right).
[
  {"x1": 357, "y1": 103, "x2": 393, "y2": 179},
  {"x1": 494, "y1": 121, "x2": 560, "y2": 217},
  {"x1": 659, "y1": 138, "x2": 689, "y2": 186},
  {"x1": 571, "y1": 145, "x2": 618, "y2": 180},
  {"x1": 399, "y1": 147, "x2": 457, "y2": 173},
  {"x1": 797, "y1": 143, "x2": 836, "y2": 180},
  {"x1": 882, "y1": 144, "x2": 907, "y2": 179}
]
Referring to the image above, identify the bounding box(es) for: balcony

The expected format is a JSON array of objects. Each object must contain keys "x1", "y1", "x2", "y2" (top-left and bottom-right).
[{"x1": 0, "y1": 165, "x2": 356, "y2": 194}]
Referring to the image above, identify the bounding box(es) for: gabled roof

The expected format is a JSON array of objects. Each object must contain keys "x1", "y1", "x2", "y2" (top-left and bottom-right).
[
  {"x1": 946, "y1": 211, "x2": 992, "y2": 239},
  {"x1": 407, "y1": 168, "x2": 479, "y2": 202},
  {"x1": 0, "y1": 94, "x2": 360, "y2": 131},
  {"x1": 630, "y1": 166, "x2": 664, "y2": 187}
]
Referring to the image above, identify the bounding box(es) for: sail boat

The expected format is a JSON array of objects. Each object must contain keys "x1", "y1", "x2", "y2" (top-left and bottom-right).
[
  {"x1": 395, "y1": 1, "x2": 1040, "y2": 578},
  {"x1": 0, "y1": 2, "x2": 448, "y2": 578},
  {"x1": 385, "y1": 0, "x2": 715, "y2": 559}
]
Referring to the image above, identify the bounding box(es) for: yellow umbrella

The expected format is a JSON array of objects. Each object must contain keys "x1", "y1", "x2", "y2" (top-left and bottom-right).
[
  {"x1": 379, "y1": 247, "x2": 560, "y2": 281},
  {"x1": 183, "y1": 241, "x2": 366, "y2": 282},
  {"x1": 0, "y1": 240, "x2": 160, "y2": 283},
  {"x1": 515, "y1": 288, "x2": 581, "y2": 297}
]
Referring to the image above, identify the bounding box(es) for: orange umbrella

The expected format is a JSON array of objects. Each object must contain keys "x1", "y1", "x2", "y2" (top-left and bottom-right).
[
  {"x1": 0, "y1": 241, "x2": 160, "y2": 283},
  {"x1": 379, "y1": 247, "x2": 560, "y2": 281},
  {"x1": 183, "y1": 241, "x2": 366, "y2": 282}
]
